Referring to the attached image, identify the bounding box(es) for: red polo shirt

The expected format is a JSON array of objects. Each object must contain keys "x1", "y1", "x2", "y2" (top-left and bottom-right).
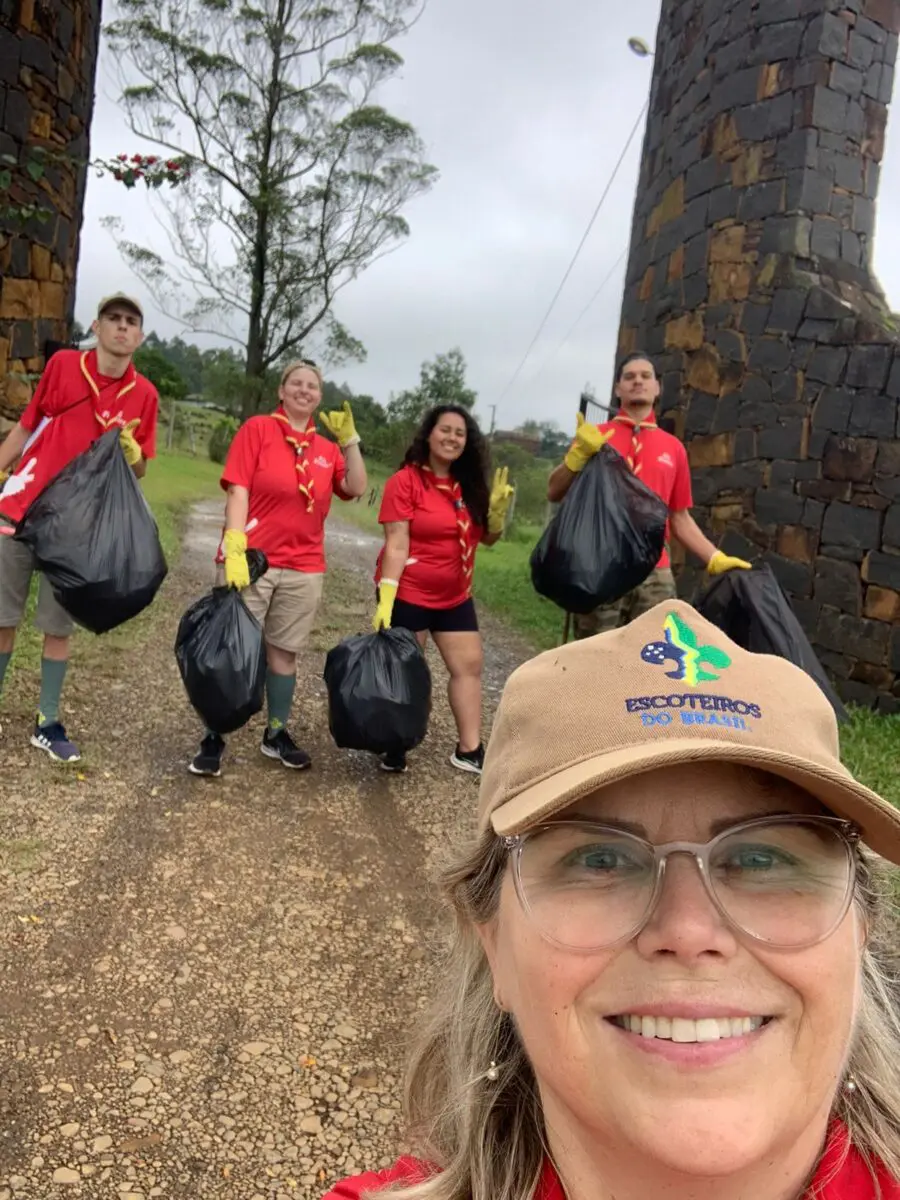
[
  {"x1": 0, "y1": 349, "x2": 158, "y2": 525},
  {"x1": 375, "y1": 464, "x2": 484, "y2": 609},
  {"x1": 220, "y1": 413, "x2": 349, "y2": 573},
  {"x1": 322, "y1": 1123, "x2": 898, "y2": 1200},
  {"x1": 569, "y1": 416, "x2": 692, "y2": 570}
]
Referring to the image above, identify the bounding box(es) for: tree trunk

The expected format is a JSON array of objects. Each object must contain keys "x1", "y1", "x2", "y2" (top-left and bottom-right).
[
  {"x1": 618, "y1": 0, "x2": 900, "y2": 712},
  {"x1": 0, "y1": 0, "x2": 102, "y2": 437}
]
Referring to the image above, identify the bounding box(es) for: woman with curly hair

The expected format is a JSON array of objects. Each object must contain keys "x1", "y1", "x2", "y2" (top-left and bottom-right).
[{"x1": 372, "y1": 405, "x2": 514, "y2": 776}]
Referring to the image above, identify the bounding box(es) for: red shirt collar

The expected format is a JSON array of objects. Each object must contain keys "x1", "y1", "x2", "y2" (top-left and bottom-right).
[
  {"x1": 535, "y1": 1123, "x2": 895, "y2": 1200},
  {"x1": 84, "y1": 349, "x2": 136, "y2": 391}
]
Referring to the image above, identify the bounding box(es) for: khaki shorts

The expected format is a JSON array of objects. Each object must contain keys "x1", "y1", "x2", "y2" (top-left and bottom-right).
[
  {"x1": 0, "y1": 533, "x2": 75, "y2": 637},
  {"x1": 217, "y1": 567, "x2": 324, "y2": 654},
  {"x1": 573, "y1": 567, "x2": 677, "y2": 639}
]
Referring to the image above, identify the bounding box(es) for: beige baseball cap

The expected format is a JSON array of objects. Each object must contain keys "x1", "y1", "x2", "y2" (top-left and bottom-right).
[
  {"x1": 479, "y1": 599, "x2": 900, "y2": 864},
  {"x1": 97, "y1": 292, "x2": 144, "y2": 320}
]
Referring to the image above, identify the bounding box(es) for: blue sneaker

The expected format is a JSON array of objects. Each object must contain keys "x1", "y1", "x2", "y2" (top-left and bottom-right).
[{"x1": 31, "y1": 720, "x2": 81, "y2": 763}]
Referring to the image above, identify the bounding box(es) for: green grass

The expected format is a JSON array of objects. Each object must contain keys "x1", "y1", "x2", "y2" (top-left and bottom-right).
[
  {"x1": 841, "y1": 707, "x2": 900, "y2": 809},
  {"x1": 141, "y1": 450, "x2": 223, "y2": 559}
]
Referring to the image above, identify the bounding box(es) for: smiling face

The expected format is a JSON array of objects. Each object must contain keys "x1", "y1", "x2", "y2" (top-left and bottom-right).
[
  {"x1": 92, "y1": 305, "x2": 144, "y2": 360},
  {"x1": 427, "y1": 410, "x2": 468, "y2": 470},
  {"x1": 615, "y1": 356, "x2": 660, "y2": 422},
  {"x1": 478, "y1": 762, "x2": 864, "y2": 1180},
  {"x1": 279, "y1": 366, "x2": 322, "y2": 426}
]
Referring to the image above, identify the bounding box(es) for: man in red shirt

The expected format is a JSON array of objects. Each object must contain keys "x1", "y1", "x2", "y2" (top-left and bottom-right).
[
  {"x1": 547, "y1": 352, "x2": 750, "y2": 638},
  {"x1": 0, "y1": 293, "x2": 159, "y2": 761}
]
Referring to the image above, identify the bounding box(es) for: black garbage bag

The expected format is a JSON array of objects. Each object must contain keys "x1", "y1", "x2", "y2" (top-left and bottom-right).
[
  {"x1": 696, "y1": 563, "x2": 848, "y2": 723},
  {"x1": 324, "y1": 628, "x2": 431, "y2": 756},
  {"x1": 530, "y1": 446, "x2": 668, "y2": 614},
  {"x1": 13, "y1": 428, "x2": 168, "y2": 634},
  {"x1": 174, "y1": 550, "x2": 269, "y2": 735}
]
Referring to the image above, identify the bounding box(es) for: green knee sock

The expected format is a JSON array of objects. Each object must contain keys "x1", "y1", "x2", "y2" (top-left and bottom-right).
[
  {"x1": 0, "y1": 651, "x2": 11, "y2": 694},
  {"x1": 38, "y1": 658, "x2": 69, "y2": 726},
  {"x1": 266, "y1": 670, "x2": 296, "y2": 733}
]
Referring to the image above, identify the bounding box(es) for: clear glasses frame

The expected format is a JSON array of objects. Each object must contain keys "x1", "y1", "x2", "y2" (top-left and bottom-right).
[{"x1": 503, "y1": 814, "x2": 860, "y2": 953}]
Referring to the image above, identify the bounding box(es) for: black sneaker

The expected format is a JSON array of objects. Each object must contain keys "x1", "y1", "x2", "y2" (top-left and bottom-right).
[
  {"x1": 261, "y1": 727, "x2": 311, "y2": 770},
  {"x1": 380, "y1": 751, "x2": 408, "y2": 774},
  {"x1": 189, "y1": 733, "x2": 225, "y2": 777},
  {"x1": 450, "y1": 743, "x2": 484, "y2": 775},
  {"x1": 31, "y1": 720, "x2": 81, "y2": 763}
]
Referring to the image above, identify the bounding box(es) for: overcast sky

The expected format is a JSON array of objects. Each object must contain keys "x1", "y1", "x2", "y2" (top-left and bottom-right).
[{"x1": 76, "y1": 0, "x2": 900, "y2": 435}]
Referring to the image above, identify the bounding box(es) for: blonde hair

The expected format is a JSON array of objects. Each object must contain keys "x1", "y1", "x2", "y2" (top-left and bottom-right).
[
  {"x1": 380, "y1": 833, "x2": 900, "y2": 1200},
  {"x1": 279, "y1": 359, "x2": 323, "y2": 388}
]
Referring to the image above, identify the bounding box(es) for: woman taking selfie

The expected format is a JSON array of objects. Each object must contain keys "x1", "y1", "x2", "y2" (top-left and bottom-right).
[
  {"x1": 372, "y1": 405, "x2": 513, "y2": 777},
  {"x1": 326, "y1": 600, "x2": 900, "y2": 1200},
  {"x1": 189, "y1": 360, "x2": 366, "y2": 777}
]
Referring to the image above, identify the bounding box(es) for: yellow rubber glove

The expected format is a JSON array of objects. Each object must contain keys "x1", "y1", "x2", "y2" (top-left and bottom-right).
[
  {"x1": 223, "y1": 529, "x2": 251, "y2": 590},
  {"x1": 564, "y1": 412, "x2": 614, "y2": 473},
  {"x1": 119, "y1": 418, "x2": 143, "y2": 467},
  {"x1": 707, "y1": 551, "x2": 753, "y2": 576},
  {"x1": 373, "y1": 579, "x2": 398, "y2": 631},
  {"x1": 319, "y1": 400, "x2": 360, "y2": 448},
  {"x1": 487, "y1": 466, "x2": 515, "y2": 535}
]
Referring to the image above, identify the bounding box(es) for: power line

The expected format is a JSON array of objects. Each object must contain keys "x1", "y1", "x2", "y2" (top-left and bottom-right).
[
  {"x1": 494, "y1": 99, "x2": 648, "y2": 410},
  {"x1": 525, "y1": 246, "x2": 628, "y2": 387}
]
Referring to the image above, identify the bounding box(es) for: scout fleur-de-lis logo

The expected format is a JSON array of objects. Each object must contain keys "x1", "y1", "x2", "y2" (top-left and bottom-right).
[{"x1": 641, "y1": 612, "x2": 732, "y2": 686}]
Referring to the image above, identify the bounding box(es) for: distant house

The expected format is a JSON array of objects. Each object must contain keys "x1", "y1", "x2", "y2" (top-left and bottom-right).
[{"x1": 493, "y1": 430, "x2": 541, "y2": 454}]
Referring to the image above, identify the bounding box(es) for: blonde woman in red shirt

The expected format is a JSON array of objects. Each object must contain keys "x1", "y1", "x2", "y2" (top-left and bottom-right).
[
  {"x1": 373, "y1": 405, "x2": 513, "y2": 776},
  {"x1": 189, "y1": 360, "x2": 367, "y2": 777},
  {"x1": 324, "y1": 604, "x2": 900, "y2": 1200}
]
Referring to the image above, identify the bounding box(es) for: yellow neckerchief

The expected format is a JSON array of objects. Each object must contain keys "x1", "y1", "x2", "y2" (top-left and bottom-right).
[
  {"x1": 419, "y1": 466, "x2": 477, "y2": 597},
  {"x1": 79, "y1": 351, "x2": 137, "y2": 430},
  {"x1": 613, "y1": 409, "x2": 657, "y2": 478},
  {"x1": 271, "y1": 408, "x2": 316, "y2": 512}
]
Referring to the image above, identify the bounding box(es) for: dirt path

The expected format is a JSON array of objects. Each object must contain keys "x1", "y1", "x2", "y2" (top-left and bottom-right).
[{"x1": 0, "y1": 504, "x2": 538, "y2": 1200}]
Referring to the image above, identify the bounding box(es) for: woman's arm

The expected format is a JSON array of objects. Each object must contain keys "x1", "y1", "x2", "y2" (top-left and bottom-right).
[
  {"x1": 340, "y1": 442, "x2": 367, "y2": 498},
  {"x1": 224, "y1": 484, "x2": 250, "y2": 531},
  {"x1": 380, "y1": 520, "x2": 410, "y2": 580}
]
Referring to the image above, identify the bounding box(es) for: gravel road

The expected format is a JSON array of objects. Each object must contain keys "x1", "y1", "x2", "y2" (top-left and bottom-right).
[{"x1": 0, "y1": 503, "x2": 539, "y2": 1200}]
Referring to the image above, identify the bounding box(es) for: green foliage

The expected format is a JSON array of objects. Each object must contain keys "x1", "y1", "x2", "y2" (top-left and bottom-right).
[
  {"x1": 133, "y1": 345, "x2": 189, "y2": 400},
  {"x1": 208, "y1": 416, "x2": 238, "y2": 464},
  {"x1": 381, "y1": 349, "x2": 478, "y2": 458},
  {"x1": 104, "y1": 0, "x2": 438, "y2": 417}
]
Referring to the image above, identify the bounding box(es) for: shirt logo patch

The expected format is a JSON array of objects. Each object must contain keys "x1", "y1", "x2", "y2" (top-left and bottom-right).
[
  {"x1": 314, "y1": 455, "x2": 330, "y2": 468},
  {"x1": 640, "y1": 611, "x2": 731, "y2": 685},
  {"x1": 657, "y1": 452, "x2": 674, "y2": 467}
]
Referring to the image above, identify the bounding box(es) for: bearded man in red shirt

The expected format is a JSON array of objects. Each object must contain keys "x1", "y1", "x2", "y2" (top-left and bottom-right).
[
  {"x1": 547, "y1": 352, "x2": 750, "y2": 637},
  {"x1": 0, "y1": 293, "x2": 159, "y2": 762}
]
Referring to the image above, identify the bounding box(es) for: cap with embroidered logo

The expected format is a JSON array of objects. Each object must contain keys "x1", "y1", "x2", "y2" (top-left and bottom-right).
[
  {"x1": 478, "y1": 599, "x2": 900, "y2": 864},
  {"x1": 97, "y1": 293, "x2": 144, "y2": 321}
]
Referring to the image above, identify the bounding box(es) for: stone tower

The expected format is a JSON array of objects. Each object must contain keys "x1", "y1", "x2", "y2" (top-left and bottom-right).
[
  {"x1": 0, "y1": 0, "x2": 102, "y2": 432},
  {"x1": 619, "y1": 0, "x2": 900, "y2": 713}
]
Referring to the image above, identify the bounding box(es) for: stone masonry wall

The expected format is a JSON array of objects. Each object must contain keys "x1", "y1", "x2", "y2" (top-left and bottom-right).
[
  {"x1": 618, "y1": 0, "x2": 900, "y2": 713},
  {"x1": 0, "y1": 0, "x2": 101, "y2": 432}
]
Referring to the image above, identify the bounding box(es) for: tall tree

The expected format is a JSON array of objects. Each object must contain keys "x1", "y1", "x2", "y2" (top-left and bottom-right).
[
  {"x1": 103, "y1": 0, "x2": 438, "y2": 418},
  {"x1": 386, "y1": 348, "x2": 477, "y2": 428}
]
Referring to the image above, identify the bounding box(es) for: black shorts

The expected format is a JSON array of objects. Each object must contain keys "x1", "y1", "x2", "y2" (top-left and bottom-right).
[{"x1": 390, "y1": 596, "x2": 479, "y2": 634}]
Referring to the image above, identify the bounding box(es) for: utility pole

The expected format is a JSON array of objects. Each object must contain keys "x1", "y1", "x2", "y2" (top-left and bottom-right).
[{"x1": 487, "y1": 404, "x2": 497, "y2": 438}]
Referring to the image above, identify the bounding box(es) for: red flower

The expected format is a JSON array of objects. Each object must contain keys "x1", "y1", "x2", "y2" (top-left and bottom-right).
[
  {"x1": 113, "y1": 171, "x2": 123, "y2": 181},
  {"x1": 165, "y1": 160, "x2": 178, "y2": 170},
  {"x1": 131, "y1": 154, "x2": 143, "y2": 163},
  {"x1": 117, "y1": 154, "x2": 128, "y2": 161}
]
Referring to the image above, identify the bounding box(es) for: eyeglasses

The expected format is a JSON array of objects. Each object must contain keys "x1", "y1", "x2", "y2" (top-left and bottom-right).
[{"x1": 504, "y1": 816, "x2": 859, "y2": 952}]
